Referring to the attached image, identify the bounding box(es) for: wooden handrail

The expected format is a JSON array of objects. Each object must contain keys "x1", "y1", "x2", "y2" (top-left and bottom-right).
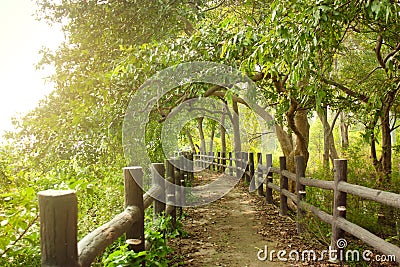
[
  {"x1": 300, "y1": 177, "x2": 334, "y2": 190},
  {"x1": 336, "y1": 217, "x2": 400, "y2": 260},
  {"x1": 338, "y1": 181, "x2": 400, "y2": 209},
  {"x1": 78, "y1": 206, "x2": 140, "y2": 266},
  {"x1": 143, "y1": 185, "x2": 162, "y2": 209}
]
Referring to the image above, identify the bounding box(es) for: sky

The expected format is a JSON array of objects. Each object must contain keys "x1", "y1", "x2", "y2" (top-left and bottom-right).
[{"x1": 0, "y1": 0, "x2": 63, "y2": 137}]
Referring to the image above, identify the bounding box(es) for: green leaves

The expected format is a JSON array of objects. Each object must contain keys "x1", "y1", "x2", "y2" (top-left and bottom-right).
[
  {"x1": 0, "y1": 185, "x2": 40, "y2": 265},
  {"x1": 102, "y1": 213, "x2": 182, "y2": 267}
]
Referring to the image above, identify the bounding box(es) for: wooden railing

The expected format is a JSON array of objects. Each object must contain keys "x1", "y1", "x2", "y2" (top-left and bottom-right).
[
  {"x1": 194, "y1": 152, "x2": 400, "y2": 263},
  {"x1": 38, "y1": 155, "x2": 192, "y2": 267}
]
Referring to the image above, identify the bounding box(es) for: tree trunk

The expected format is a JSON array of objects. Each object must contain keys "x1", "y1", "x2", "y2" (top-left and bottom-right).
[
  {"x1": 184, "y1": 127, "x2": 197, "y2": 153},
  {"x1": 287, "y1": 108, "x2": 310, "y2": 192},
  {"x1": 276, "y1": 124, "x2": 293, "y2": 159},
  {"x1": 220, "y1": 109, "x2": 226, "y2": 155},
  {"x1": 209, "y1": 122, "x2": 216, "y2": 153},
  {"x1": 377, "y1": 101, "x2": 394, "y2": 228},
  {"x1": 329, "y1": 132, "x2": 339, "y2": 163},
  {"x1": 220, "y1": 108, "x2": 227, "y2": 172},
  {"x1": 231, "y1": 100, "x2": 241, "y2": 153},
  {"x1": 197, "y1": 117, "x2": 206, "y2": 154},
  {"x1": 379, "y1": 102, "x2": 392, "y2": 186},
  {"x1": 270, "y1": 78, "x2": 310, "y2": 192},
  {"x1": 340, "y1": 112, "x2": 349, "y2": 149},
  {"x1": 317, "y1": 107, "x2": 339, "y2": 170},
  {"x1": 286, "y1": 100, "x2": 310, "y2": 166},
  {"x1": 367, "y1": 113, "x2": 380, "y2": 174},
  {"x1": 317, "y1": 107, "x2": 331, "y2": 170},
  {"x1": 291, "y1": 109, "x2": 310, "y2": 161}
]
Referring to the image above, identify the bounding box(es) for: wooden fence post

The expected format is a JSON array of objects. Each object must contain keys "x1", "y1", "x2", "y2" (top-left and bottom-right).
[
  {"x1": 235, "y1": 152, "x2": 241, "y2": 180},
  {"x1": 295, "y1": 156, "x2": 306, "y2": 234},
  {"x1": 265, "y1": 154, "x2": 273, "y2": 204},
  {"x1": 238, "y1": 152, "x2": 242, "y2": 180},
  {"x1": 197, "y1": 152, "x2": 200, "y2": 169},
  {"x1": 243, "y1": 152, "x2": 250, "y2": 182},
  {"x1": 210, "y1": 151, "x2": 217, "y2": 171},
  {"x1": 188, "y1": 152, "x2": 194, "y2": 183},
  {"x1": 166, "y1": 159, "x2": 176, "y2": 228},
  {"x1": 257, "y1": 153, "x2": 264, "y2": 196},
  {"x1": 38, "y1": 190, "x2": 79, "y2": 267},
  {"x1": 217, "y1": 152, "x2": 221, "y2": 172},
  {"x1": 229, "y1": 152, "x2": 233, "y2": 176},
  {"x1": 152, "y1": 163, "x2": 166, "y2": 217},
  {"x1": 124, "y1": 167, "x2": 145, "y2": 252},
  {"x1": 178, "y1": 156, "x2": 185, "y2": 214},
  {"x1": 206, "y1": 152, "x2": 210, "y2": 170},
  {"x1": 221, "y1": 152, "x2": 226, "y2": 172},
  {"x1": 199, "y1": 152, "x2": 202, "y2": 169},
  {"x1": 183, "y1": 153, "x2": 189, "y2": 186},
  {"x1": 331, "y1": 159, "x2": 347, "y2": 256},
  {"x1": 208, "y1": 152, "x2": 211, "y2": 170},
  {"x1": 173, "y1": 159, "x2": 181, "y2": 216},
  {"x1": 198, "y1": 152, "x2": 201, "y2": 169},
  {"x1": 208, "y1": 152, "x2": 212, "y2": 170},
  {"x1": 249, "y1": 152, "x2": 255, "y2": 191},
  {"x1": 279, "y1": 156, "x2": 288, "y2": 216}
]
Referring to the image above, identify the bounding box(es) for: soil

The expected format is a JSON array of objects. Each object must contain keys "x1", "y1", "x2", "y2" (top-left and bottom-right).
[{"x1": 168, "y1": 171, "x2": 399, "y2": 267}]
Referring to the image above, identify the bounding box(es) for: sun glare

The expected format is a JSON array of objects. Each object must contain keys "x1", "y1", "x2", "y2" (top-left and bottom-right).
[{"x1": 0, "y1": 0, "x2": 63, "y2": 137}]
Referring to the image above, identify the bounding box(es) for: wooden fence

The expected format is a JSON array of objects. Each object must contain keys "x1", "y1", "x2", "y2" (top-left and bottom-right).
[
  {"x1": 37, "y1": 155, "x2": 193, "y2": 267},
  {"x1": 194, "y1": 151, "x2": 400, "y2": 263}
]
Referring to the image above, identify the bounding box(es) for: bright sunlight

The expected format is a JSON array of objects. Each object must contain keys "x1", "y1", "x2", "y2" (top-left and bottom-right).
[{"x1": 0, "y1": 0, "x2": 63, "y2": 136}]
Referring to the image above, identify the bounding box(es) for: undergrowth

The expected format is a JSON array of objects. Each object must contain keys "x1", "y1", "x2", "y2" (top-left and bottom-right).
[
  {"x1": 0, "y1": 163, "x2": 124, "y2": 266},
  {"x1": 102, "y1": 213, "x2": 186, "y2": 267}
]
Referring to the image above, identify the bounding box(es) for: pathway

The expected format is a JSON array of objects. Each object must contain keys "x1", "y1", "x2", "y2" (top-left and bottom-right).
[{"x1": 168, "y1": 171, "x2": 338, "y2": 266}]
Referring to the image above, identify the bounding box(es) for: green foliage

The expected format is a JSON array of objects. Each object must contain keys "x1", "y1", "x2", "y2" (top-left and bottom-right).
[
  {"x1": 0, "y1": 155, "x2": 123, "y2": 266},
  {"x1": 102, "y1": 214, "x2": 185, "y2": 267},
  {"x1": 0, "y1": 187, "x2": 40, "y2": 266},
  {"x1": 102, "y1": 244, "x2": 147, "y2": 267}
]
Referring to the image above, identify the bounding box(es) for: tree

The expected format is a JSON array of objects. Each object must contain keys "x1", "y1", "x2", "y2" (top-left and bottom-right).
[{"x1": 11, "y1": 0, "x2": 208, "y2": 172}]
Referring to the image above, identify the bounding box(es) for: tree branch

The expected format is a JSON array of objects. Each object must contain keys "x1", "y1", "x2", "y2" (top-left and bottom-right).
[
  {"x1": 329, "y1": 111, "x2": 340, "y2": 136},
  {"x1": 357, "y1": 66, "x2": 383, "y2": 85},
  {"x1": 209, "y1": 91, "x2": 249, "y2": 107},
  {"x1": 313, "y1": 71, "x2": 369, "y2": 103},
  {"x1": 375, "y1": 35, "x2": 386, "y2": 69},
  {"x1": 0, "y1": 215, "x2": 39, "y2": 257},
  {"x1": 203, "y1": 72, "x2": 265, "y2": 97},
  {"x1": 249, "y1": 131, "x2": 274, "y2": 142},
  {"x1": 201, "y1": 0, "x2": 226, "y2": 12},
  {"x1": 384, "y1": 42, "x2": 400, "y2": 64}
]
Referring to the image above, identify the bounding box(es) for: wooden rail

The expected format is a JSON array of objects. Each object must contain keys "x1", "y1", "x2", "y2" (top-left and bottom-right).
[
  {"x1": 194, "y1": 152, "x2": 400, "y2": 263},
  {"x1": 38, "y1": 155, "x2": 192, "y2": 267}
]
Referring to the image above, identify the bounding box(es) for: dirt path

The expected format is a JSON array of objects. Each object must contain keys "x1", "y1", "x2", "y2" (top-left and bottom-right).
[
  {"x1": 168, "y1": 171, "x2": 333, "y2": 266},
  {"x1": 168, "y1": 171, "x2": 399, "y2": 267},
  {"x1": 169, "y1": 172, "x2": 279, "y2": 266}
]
